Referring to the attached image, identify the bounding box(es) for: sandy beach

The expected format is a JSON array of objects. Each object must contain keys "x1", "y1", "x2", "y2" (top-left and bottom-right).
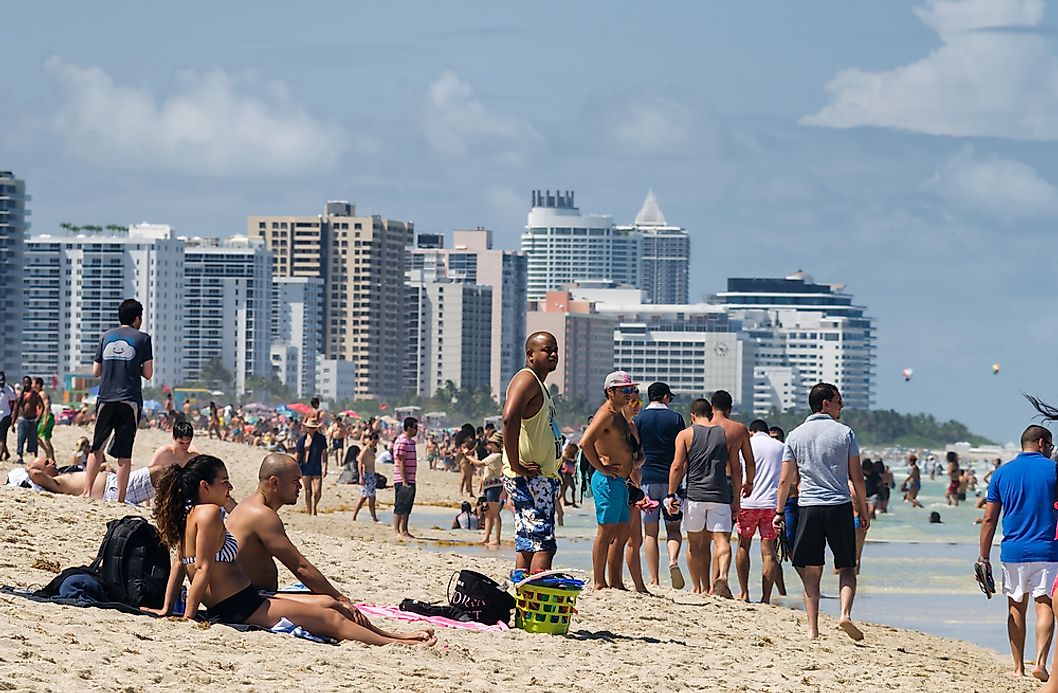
[{"x1": 0, "y1": 426, "x2": 1038, "y2": 692}]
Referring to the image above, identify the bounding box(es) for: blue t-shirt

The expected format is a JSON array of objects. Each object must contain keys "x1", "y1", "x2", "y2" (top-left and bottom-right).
[
  {"x1": 986, "y1": 452, "x2": 1058, "y2": 563},
  {"x1": 634, "y1": 405, "x2": 686, "y2": 485},
  {"x1": 94, "y1": 325, "x2": 153, "y2": 405},
  {"x1": 782, "y1": 413, "x2": 860, "y2": 507}
]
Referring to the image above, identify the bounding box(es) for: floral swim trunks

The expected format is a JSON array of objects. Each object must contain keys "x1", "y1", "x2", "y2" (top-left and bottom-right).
[{"x1": 502, "y1": 475, "x2": 560, "y2": 554}]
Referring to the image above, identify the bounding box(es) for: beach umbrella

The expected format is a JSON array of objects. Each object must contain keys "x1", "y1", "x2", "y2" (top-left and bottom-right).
[
  {"x1": 340, "y1": 410, "x2": 361, "y2": 418},
  {"x1": 287, "y1": 402, "x2": 314, "y2": 415},
  {"x1": 901, "y1": 368, "x2": 913, "y2": 382},
  {"x1": 992, "y1": 363, "x2": 1001, "y2": 375}
]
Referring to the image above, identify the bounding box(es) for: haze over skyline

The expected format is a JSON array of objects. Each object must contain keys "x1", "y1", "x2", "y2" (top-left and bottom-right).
[{"x1": 3, "y1": 0, "x2": 1055, "y2": 442}]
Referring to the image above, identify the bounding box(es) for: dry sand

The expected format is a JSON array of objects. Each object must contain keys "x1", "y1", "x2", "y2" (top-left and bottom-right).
[{"x1": 0, "y1": 426, "x2": 1039, "y2": 692}]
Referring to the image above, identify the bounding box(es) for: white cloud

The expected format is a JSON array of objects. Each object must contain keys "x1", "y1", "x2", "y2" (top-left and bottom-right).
[
  {"x1": 802, "y1": 0, "x2": 1058, "y2": 140},
  {"x1": 921, "y1": 147, "x2": 1058, "y2": 219},
  {"x1": 421, "y1": 71, "x2": 541, "y2": 162},
  {"x1": 46, "y1": 57, "x2": 346, "y2": 176}
]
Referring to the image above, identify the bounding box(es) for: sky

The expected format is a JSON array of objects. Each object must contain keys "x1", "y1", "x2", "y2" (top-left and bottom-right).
[{"x1": 3, "y1": 0, "x2": 1057, "y2": 442}]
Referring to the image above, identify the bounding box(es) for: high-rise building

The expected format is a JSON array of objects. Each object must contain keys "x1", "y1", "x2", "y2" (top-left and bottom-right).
[
  {"x1": 616, "y1": 190, "x2": 689, "y2": 305},
  {"x1": 525, "y1": 291, "x2": 617, "y2": 399},
  {"x1": 248, "y1": 201, "x2": 413, "y2": 399},
  {"x1": 406, "y1": 269, "x2": 493, "y2": 398},
  {"x1": 23, "y1": 224, "x2": 184, "y2": 388},
  {"x1": 411, "y1": 228, "x2": 527, "y2": 398},
  {"x1": 270, "y1": 276, "x2": 324, "y2": 399},
  {"x1": 521, "y1": 190, "x2": 639, "y2": 301},
  {"x1": 0, "y1": 172, "x2": 27, "y2": 377},
  {"x1": 713, "y1": 271, "x2": 875, "y2": 412},
  {"x1": 182, "y1": 236, "x2": 272, "y2": 395},
  {"x1": 315, "y1": 357, "x2": 357, "y2": 403}
]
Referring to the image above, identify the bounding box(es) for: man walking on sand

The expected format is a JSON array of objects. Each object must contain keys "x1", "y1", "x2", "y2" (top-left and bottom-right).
[
  {"x1": 83, "y1": 298, "x2": 154, "y2": 503},
  {"x1": 773, "y1": 382, "x2": 870, "y2": 641},
  {"x1": 666, "y1": 398, "x2": 742, "y2": 596},
  {"x1": 296, "y1": 414, "x2": 327, "y2": 516},
  {"x1": 979, "y1": 425, "x2": 1058, "y2": 683},
  {"x1": 580, "y1": 371, "x2": 640, "y2": 591},
  {"x1": 501, "y1": 332, "x2": 562, "y2": 577},
  {"x1": 392, "y1": 417, "x2": 419, "y2": 539},
  {"x1": 634, "y1": 381, "x2": 687, "y2": 589},
  {"x1": 736, "y1": 419, "x2": 785, "y2": 603}
]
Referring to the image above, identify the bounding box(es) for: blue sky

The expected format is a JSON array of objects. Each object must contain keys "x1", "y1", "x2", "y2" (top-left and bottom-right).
[{"x1": 3, "y1": 0, "x2": 1056, "y2": 442}]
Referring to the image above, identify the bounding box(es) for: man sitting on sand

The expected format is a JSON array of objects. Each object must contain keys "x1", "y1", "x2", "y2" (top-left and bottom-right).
[
  {"x1": 24, "y1": 456, "x2": 159, "y2": 505},
  {"x1": 226, "y1": 453, "x2": 355, "y2": 606},
  {"x1": 149, "y1": 420, "x2": 200, "y2": 470}
]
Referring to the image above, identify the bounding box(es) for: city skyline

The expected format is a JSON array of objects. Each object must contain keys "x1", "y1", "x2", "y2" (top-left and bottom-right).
[{"x1": 4, "y1": 1, "x2": 1055, "y2": 441}]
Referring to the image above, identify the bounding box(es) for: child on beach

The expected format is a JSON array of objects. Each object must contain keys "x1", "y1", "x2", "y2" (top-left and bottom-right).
[{"x1": 352, "y1": 432, "x2": 379, "y2": 522}]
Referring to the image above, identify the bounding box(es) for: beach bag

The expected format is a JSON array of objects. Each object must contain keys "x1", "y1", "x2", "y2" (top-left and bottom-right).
[
  {"x1": 375, "y1": 472, "x2": 388, "y2": 489},
  {"x1": 89, "y1": 516, "x2": 171, "y2": 608},
  {"x1": 447, "y1": 570, "x2": 514, "y2": 626}
]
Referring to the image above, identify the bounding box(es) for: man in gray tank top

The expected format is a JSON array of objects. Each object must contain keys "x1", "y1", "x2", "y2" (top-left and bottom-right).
[{"x1": 665, "y1": 398, "x2": 743, "y2": 596}]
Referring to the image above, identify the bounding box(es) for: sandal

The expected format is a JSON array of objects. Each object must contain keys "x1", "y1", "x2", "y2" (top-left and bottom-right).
[{"x1": 974, "y1": 560, "x2": 995, "y2": 599}]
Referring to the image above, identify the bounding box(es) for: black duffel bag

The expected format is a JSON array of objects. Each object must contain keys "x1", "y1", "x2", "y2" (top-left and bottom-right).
[{"x1": 447, "y1": 570, "x2": 514, "y2": 626}]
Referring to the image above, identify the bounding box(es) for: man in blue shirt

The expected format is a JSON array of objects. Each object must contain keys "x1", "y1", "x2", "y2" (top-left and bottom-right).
[
  {"x1": 979, "y1": 425, "x2": 1058, "y2": 682},
  {"x1": 83, "y1": 298, "x2": 154, "y2": 503},
  {"x1": 634, "y1": 382, "x2": 686, "y2": 589}
]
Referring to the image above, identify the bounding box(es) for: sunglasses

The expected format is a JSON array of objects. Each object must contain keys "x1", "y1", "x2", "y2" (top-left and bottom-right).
[{"x1": 616, "y1": 386, "x2": 636, "y2": 395}]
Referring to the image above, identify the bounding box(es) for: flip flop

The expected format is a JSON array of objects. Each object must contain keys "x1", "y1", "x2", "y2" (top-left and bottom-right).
[
  {"x1": 638, "y1": 497, "x2": 660, "y2": 512},
  {"x1": 669, "y1": 564, "x2": 686, "y2": 590},
  {"x1": 974, "y1": 561, "x2": 995, "y2": 599},
  {"x1": 713, "y1": 577, "x2": 733, "y2": 599},
  {"x1": 839, "y1": 621, "x2": 864, "y2": 641}
]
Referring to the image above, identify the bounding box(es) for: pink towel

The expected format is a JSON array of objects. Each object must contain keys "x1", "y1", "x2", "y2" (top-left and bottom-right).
[{"x1": 355, "y1": 603, "x2": 509, "y2": 632}]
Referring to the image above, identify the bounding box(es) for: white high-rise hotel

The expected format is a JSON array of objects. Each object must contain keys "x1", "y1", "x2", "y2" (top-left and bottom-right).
[{"x1": 23, "y1": 224, "x2": 184, "y2": 387}]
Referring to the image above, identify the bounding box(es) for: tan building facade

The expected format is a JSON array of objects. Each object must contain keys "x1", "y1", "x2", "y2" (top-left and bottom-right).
[
  {"x1": 525, "y1": 291, "x2": 616, "y2": 399},
  {"x1": 248, "y1": 201, "x2": 413, "y2": 400}
]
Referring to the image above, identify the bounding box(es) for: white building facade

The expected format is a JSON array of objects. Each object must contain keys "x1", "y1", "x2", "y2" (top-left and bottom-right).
[
  {"x1": 616, "y1": 190, "x2": 689, "y2": 305},
  {"x1": 315, "y1": 357, "x2": 356, "y2": 403},
  {"x1": 521, "y1": 190, "x2": 639, "y2": 301},
  {"x1": 23, "y1": 223, "x2": 184, "y2": 388},
  {"x1": 270, "y1": 276, "x2": 324, "y2": 398},
  {"x1": 713, "y1": 272, "x2": 875, "y2": 413},
  {"x1": 183, "y1": 236, "x2": 272, "y2": 395}
]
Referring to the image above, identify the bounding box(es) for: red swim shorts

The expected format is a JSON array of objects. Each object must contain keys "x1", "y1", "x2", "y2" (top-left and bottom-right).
[{"x1": 737, "y1": 507, "x2": 778, "y2": 541}]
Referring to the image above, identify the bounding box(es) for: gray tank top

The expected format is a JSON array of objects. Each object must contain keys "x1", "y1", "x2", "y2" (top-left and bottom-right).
[{"x1": 686, "y1": 424, "x2": 732, "y2": 504}]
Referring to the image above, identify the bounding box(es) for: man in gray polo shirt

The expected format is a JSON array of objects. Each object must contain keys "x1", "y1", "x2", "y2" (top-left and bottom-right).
[{"x1": 773, "y1": 382, "x2": 870, "y2": 641}]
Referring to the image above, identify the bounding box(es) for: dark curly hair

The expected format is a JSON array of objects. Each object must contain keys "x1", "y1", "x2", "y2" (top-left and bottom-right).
[{"x1": 152, "y1": 454, "x2": 227, "y2": 550}]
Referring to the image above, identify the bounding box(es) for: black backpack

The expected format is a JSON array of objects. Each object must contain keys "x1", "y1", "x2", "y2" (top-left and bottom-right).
[{"x1": 89, "y1": 516, "x2": 171, "y2": 608}]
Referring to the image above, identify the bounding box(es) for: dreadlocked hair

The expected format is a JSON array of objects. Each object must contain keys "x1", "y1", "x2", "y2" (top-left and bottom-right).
[
  {"x1": 1026, "y1": 394, "x2": 1058, "y2": 422},
  {"x1": 152, "y1": 454, "x2": 227, "y2": 550}
]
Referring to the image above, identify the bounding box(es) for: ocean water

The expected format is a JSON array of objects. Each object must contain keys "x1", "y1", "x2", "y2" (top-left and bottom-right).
[{"x1": 400, "y1": 476, "x2": 1023, "y2": 656}]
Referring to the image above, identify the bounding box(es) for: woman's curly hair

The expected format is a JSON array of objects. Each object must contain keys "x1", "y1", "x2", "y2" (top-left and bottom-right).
[{"x1": 152, "y1": 454, "x2": 227, "y2": 550}]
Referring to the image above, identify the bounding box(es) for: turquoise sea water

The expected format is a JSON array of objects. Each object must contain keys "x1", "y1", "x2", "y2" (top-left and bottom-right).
[{"x1": 400, "y1": 475, "x2": 1023, "y2": 655}]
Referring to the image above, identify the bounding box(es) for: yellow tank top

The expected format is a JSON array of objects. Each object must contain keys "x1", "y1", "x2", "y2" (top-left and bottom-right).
[{"x1": 502, "y1": 368, "x2": 562, "y2": 479}]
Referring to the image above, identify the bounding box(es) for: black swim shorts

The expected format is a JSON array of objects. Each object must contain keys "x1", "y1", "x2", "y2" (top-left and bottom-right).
[
  {"x1": 90, "y1": 402, "x2": 138, "y2": 459},
  {"x1": 790, "y1": 501, "x2": 855, "y2": 569},
  {"x1": 394, "y1": 482, "x2": 416, "y2": 516}
]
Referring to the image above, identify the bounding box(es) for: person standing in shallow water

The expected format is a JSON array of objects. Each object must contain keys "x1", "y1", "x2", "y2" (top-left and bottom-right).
[{"x1": 501, "y1": 332, "x2": 562, "y2": 576}]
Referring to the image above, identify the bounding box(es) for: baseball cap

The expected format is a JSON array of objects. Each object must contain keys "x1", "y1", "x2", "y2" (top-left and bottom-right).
[
  {"x1": 487, "y1": 430, "x2": 502, "y2": 445},
  {"x1": 603, "y1": 371, "x2": 639, "y2": 389},
  {"x1": 647, "y1": 382, "x2": 675, "y2": 401}
]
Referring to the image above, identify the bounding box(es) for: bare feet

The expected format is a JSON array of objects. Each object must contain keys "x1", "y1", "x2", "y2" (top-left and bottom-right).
[
  {"x1": 807, "y1": 626, "x2": 819, "y2": 640},
  {"x1": 593, "y1": 581, "x2": 609, "y2": 591},
  {"x1": 713, "y1": 578, "x2": 734, "y2": 599},
  {"x1": 838, "y1": 618, "x2": 864, "y2": 641},
  {"x1": 634, "y1": 585, "x2": 650, "y2": 594},
  {"x1": 738, "y1": 591, "x2": 750, "y2": 602},
  {"x1": 1033, "y1": 665, "x2": 1049, "y2": 682}
]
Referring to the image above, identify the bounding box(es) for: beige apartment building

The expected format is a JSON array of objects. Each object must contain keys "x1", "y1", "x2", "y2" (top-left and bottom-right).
[
  {"x1": 525, "y1": 290, "x2": 616, "y2": 399},
  {"x1": 248, "y1": 201, "x2": 413, "y2": 400}
]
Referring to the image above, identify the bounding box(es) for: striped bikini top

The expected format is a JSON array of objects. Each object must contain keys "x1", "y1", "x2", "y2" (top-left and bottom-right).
[{"x1": 181, "y1": 508, "x2": 239, "y2": 565}]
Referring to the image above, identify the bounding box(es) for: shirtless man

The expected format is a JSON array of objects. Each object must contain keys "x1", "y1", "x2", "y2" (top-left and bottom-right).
[
  {"x1": 580, "y1": 371, "x2": 640, "y2": 591},
  {"x1": 226, "y1": 453, "x2": 359, "y2": 610},
  {"x1": 328, "y1": 416, "x2": 346, "y2": 470},
  {"x1": 149, "y1": 421, "x2": 200, "y2": 470},
  {"x1": 25, "y1": 456, "x2": 160, "y2": 505},
  {"x1": 903, "y1": 454, "x2": 924, "y2": 508}
]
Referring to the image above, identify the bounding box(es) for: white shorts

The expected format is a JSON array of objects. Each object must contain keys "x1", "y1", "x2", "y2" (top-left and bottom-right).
[
  {"x1": 103, "y1": 467, "x2": 155, "y2": 505},
  {"x1": 1001, "y1": 561, "x2": 1058, "y2": 601},
  {"x1": 684, "y1": 500, "x2": 732, "y2": 534}
]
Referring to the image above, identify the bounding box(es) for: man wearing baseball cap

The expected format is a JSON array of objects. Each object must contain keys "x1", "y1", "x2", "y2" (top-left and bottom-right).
[
  {"x1": 580, "y1": 370, "x2": 641, "y2": 591},
  {"x1": 634, "y1": 381, "x2": 687, "y2": 589}
]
